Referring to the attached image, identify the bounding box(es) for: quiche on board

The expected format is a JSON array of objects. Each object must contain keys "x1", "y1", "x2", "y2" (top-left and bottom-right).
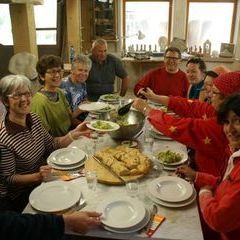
[{"x1": 95, "y1": 146, "x2": 151, "y2": 176}]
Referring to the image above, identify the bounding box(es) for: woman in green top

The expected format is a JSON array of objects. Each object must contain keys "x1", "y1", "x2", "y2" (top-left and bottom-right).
[{"x1": 31, "y1": 55, "x2": 82, "y2": 137}]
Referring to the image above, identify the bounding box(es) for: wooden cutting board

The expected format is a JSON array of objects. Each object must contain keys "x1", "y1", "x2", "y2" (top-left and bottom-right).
[{"x1": 84, "y1": 157, "x2": 148, "y2": 185}]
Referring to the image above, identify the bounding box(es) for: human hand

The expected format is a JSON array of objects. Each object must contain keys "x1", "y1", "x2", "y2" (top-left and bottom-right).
[
  {"x1": 70, "y1": 122, "x2": 91, "y2": 139},
  {"x1": 63, "y1": 211, "x2": 102, "y2": 234},
  {"x1": 138, "y1": 87, "x2": 157, "y2": 101},
  {"x1": 39, "y1": 165, "x2": 52, "y2": 182},
  {"x1": 132, "y1": 98, "x2": 151, "y2": 115},
  {"x1": 175, "y1": 165, "x2": 196, "y2": 181}
]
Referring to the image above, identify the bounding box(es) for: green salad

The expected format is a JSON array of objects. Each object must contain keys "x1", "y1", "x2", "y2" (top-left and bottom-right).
[
  {"x1": 157, "y1": 150, "x2": 182, "y2": 164},
  {"x1": 110, "y1": 111, "x2": 129, "y2": 126},
  {"x1": 102, "y1": 94, "x2": 119, "y2": 101},
  {"x1": 92, "y1": 120, "x2": 113, "y2": 130}
]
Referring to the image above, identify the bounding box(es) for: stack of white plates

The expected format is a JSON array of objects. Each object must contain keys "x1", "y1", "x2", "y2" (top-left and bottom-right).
[
  {"x1": 147, "y1": 176, "x2": 196, "y2": 208},
  {"x1": 79, "y1": 102, "x2": 110, "y2": 112},
  {"x1": 29, "y1": 181, "x2": 81, "y2": 213},
  {"x1": 99, "y1": 94, "x2": 120, "y2": 104},
  {"x1": 156, "y1": 148, "x2": 189, "y2": 171},
  {"x1": 150, "y1": 127, "x2": 173, "y2": 141},
  {"x1": 47, "y1": 147, "x2": 87, "y2": 170},
  {"x1": 96, "y1": 196, "x2": 150, "y2": 233}
]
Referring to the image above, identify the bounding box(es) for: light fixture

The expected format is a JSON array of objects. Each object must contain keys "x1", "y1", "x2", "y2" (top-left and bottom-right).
[{"x1": 121, "y1": 30, "x2": 145, "y2": 40}]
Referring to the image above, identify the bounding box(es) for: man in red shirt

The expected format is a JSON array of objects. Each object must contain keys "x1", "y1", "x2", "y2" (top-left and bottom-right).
[{"x1": 134, "y1": 47, "x2": 189, "y2": 97}]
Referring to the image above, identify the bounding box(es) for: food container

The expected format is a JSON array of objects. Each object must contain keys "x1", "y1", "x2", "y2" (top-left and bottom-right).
[{"x1": 99, "y1": 110, "x2": 145, "y2": 140}]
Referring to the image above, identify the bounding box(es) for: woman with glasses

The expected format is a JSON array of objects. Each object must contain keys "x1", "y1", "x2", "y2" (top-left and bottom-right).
[
  {"x1": 133, "y1": 72, "x2": 240, "y2": 178},
  {"x1": 186, "y1": 57, "x2": 206, "y2": 99},
  {"x1": 199, "y1": 65, "x2": 230, "y2": 103},
  {"x1": 0, "y1": 74, "x2": 90, "y2": 212},
  {"x1": 134, "y1": 47, "x2": 189, "y2": 98},
  {"x1": 31, "y1": 55, "x2": 82, "y2": 137}
]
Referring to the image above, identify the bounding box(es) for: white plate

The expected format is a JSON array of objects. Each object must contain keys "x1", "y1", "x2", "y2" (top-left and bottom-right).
[
  {"x1": 156, "y1": 149, "x2": 188, "y2": 166},
  {"x1": 148, "y1": 176, "x2": 193, "y2": 203},
  {"x1": 103, "y1": 208, "x2": 150, "y2": 233},
  {"x1": 148, "y1": 188, "x2": 196, "y2": 208},
  {"x1": 150, "y1": 130, "x2": 173, "y2": 141},
  {"x1": 96, "y1": 196, "x2": 146, "y2": 229},
  {"x1": 79, "y1": 102, "x2": 109, "y2": 112},
  {"x1": 49, "y1": 147, "x2": 86, "y2": 166},
  {"x1": 99, "y1": 94, "x2": 120, "y2": 102},
  {"x1": 87, "y1": 120, "x2": 120, "y2": 132},
  {"x1": 47, "y1": 156, "x2": 86, "y2": 170},
  {"x1": 29, "y1": 181, "x2": 81, "y2": 213},
  {"x1": 91, "y1": 104, "x2": 115, "y2": 114}
]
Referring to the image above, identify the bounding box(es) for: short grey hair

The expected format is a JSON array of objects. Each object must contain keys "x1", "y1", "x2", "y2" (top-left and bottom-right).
[
  {"x1": 0, "y1": 74, "x2": 31, "y2": 105},
  {"x1": 91, "y1": 38, "x2": 107, "y2": 50},
  {"x1": 71, "y1": 54, "x2": 92, "y2": 71}
]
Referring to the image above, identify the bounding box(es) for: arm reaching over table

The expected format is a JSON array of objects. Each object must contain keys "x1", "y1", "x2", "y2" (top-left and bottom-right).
[{"x1": 0, "y1": 211, "x2": 101, "y2": 240}]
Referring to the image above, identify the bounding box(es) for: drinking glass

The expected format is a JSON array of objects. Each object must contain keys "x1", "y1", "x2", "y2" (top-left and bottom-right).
[
  {"x1": 85, "y1": 170, "x2": 97, "y2": 191},
  {"x1": 126, "y1": 180, "x2": 139, "y2": 197}
]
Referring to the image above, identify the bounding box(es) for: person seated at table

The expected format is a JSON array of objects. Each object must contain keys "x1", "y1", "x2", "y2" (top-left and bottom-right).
[
  {"x1": 0, "y1": 74, "x2": 90, "y2": 212},
  {"x1": 0, "y1": 210, "x2": 101, "y2": 240},
  {"x1": 134, "y1": 47, "x2": 189, "y2": 98},
  {"x1": 132, "y1": 72, "x2": 240, "y2": 178},
  {"x1": 31, "y1": 55, "x2": 82, "y2": 137},
  {"x1": 86, "y1": 38, "x2": 129, "y2": 101},
  {"x1": 186, "y1": 57, "x2": 206, "y2": 99},
  {"x1": 176, "y1": 93, "x2": 240, "y2": 240},
  {"x1": 60, "y1": 54, "x2": 92, "y2": 121},
  {"x1": 199, "y1": 65, "x2": 230, "y2": 103}
]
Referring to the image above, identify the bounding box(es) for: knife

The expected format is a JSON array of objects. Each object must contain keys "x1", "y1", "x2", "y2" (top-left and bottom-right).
[{"x1": 92, "y1": 155, "x2": 126, "y2": 184}]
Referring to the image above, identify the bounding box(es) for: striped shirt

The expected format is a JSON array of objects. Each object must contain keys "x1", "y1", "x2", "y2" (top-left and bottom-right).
[{"x1": 0, "y1": 113, "x2": 58, "y2": 200}]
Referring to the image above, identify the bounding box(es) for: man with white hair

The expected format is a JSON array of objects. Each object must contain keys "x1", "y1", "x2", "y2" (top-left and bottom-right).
[{"x1": 86, "y1": 39, "x2": 129, "y2": 101}]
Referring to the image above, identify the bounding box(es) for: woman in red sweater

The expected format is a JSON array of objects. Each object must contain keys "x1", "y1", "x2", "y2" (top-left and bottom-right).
[
  {"x1": 133, "y1": 72, "x2": 240, "y2": 177},
  {"x1": 177, "y1": 93, "x2": 240, "y2": 240}
]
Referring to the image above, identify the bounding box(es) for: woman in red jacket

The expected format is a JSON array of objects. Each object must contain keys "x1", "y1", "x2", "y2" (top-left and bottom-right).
[
  {"x1": 133, "y1": 72, "x2": 240, "y2": 177},
  {"x1": 177, "y1": 93, "x2": 240, "y2": 240}
]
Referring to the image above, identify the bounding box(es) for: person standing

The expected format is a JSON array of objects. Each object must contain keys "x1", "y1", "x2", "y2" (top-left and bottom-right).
[
  {"x1": 86, "y1": 38, "x2": 129, "y2": 101},
  {"x1": 134, "y1": 47, "x2": 189, "y2": 97},
  {"x1": 60, "y1": 54, "x2": 92, "y2": 121}
]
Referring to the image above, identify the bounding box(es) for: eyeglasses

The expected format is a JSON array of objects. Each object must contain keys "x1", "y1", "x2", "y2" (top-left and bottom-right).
[
  {"x1": 212, "y1": 91, "x2": 222, "y2": 96},
  {"x1": 165, "y1": 56, "x2": 180, "y2": 61},
  {"x1": 8, "y1": 91, "x2": 32, "y2": 100},
  {"x1": 46, "y1": 68, "x2": 64, "y2": 76}
]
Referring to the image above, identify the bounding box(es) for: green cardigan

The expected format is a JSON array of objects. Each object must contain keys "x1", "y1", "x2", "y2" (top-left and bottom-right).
[{"x1": 31, "y1": 88, "x2": 72, "y2": 137}]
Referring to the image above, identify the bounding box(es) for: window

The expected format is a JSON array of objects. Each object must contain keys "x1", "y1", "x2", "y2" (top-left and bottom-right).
[
  {"x1": 0, "y1": 4, "x2": 13, "y2": 45},
  {"x1": 124, "y1": 1, "x2": 170, "y2": 51},
  {"x1": 0, "y1": 1, "x2": 57, "y2": 46},
  {"x1": 34, "y1": 0, "x2": 57, "y2": 45},
  {"x1": 187, "y1": 1, "x2": 236, "y2": 53}
]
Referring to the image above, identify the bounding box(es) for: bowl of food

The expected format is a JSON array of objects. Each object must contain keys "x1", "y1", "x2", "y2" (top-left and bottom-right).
[{"x1": 99, "y1": 110, "x2": 145, "y2": 140}]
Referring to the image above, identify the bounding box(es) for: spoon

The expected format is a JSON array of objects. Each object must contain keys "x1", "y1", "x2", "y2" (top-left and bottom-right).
[{"x1": 117, "y1": 100, "x2": 134, "y2": 116}]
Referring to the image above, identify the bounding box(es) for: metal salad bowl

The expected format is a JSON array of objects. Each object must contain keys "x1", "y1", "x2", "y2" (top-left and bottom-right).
[{"x1": 99, "y1": 110, "x2": 145, "y2": 140}]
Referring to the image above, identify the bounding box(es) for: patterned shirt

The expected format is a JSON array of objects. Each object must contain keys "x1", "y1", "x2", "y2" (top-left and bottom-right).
[
  {"x1": 0, "y1": 113, "x2": 57, "y2": 200},
  {"x1": 60, "y1": 76, "x2": 87, "y2": 111}
]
